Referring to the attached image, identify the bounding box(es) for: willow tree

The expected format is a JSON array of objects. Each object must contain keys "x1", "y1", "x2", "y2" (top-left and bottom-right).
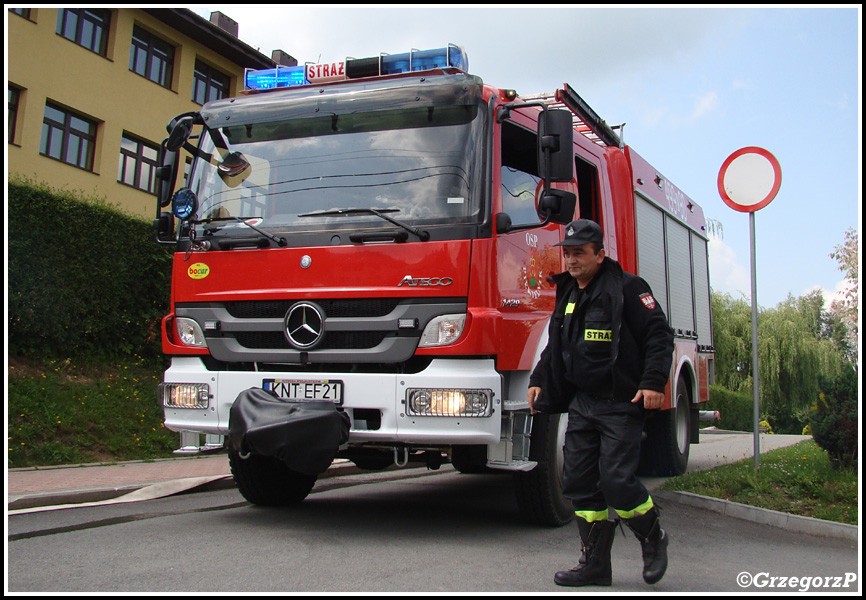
[
  {"x1": 757, "y1": 292, "x2": 848, "y2": 431},
  {"x1": 710, "y1": 289, "x2": 849, "y2": 433},
  {"x1": 710, "y1": 291, "x2": 753, "y2": 393}
]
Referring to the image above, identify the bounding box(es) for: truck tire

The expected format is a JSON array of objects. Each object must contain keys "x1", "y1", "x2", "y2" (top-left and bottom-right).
[
  {"x1": 639, "y1": 374, "x2": 691, "y2": 476},
  {"x1": 451, "y1": 445, "x2": 493, "y2": 474},
  {"x1": 513, "y1": 413, "x2": 574, "y2": 526},
  {"x1": 228, "y1": 449, "x2": 317, "y2": 506}
]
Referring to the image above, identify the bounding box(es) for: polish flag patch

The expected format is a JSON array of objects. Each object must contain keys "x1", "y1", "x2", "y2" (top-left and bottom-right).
[{"x1": 640, "y1": 293, "x2": 657, "y2": 310}]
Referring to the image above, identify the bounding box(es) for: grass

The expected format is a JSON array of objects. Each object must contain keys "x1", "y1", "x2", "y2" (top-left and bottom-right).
[
  {"x1": 8, "y1": 355, "x2": 178, "y2": 468},
  {"x1": 659, "y1": 439, "x2": 858, "y2": 525}
]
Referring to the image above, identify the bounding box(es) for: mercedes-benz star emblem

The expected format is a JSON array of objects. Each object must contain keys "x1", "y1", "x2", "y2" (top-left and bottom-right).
[{"x1": 284, "y1": 302, "x2": 324, "y2": 349}]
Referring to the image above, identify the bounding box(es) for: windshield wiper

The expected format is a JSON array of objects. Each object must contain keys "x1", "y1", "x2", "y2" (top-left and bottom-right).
[
  {"x1": 197, "y1": 216, "x2": 287, "y2": 247},
  {"x1": 298, "y1": 208, "x2": 430, "y2": 241}
]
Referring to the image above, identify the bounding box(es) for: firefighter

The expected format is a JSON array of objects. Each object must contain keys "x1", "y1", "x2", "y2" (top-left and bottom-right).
[{"x1": 527, "y1": 219, "x2": 674, "y2": 587}]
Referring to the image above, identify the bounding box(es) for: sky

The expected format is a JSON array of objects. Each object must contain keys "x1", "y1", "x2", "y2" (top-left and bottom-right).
[{"x1": 191, "y1": 5, "x2": 861, "y2": 310}]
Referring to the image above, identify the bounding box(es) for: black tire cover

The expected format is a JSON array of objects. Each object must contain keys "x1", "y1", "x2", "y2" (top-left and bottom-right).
[{"x1": 228, "y1": 387, "x2": 350, "y2": 476}]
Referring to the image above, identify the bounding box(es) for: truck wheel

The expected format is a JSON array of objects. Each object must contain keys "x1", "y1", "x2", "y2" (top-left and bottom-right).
[
  {"x1": 639, "y1": 374, "x2": 691, "y2": 476},
  {"x1": 228, "y1": 449, "x2": 317, "y2": 506},
  {"x1": 513, "y1": 413, "x2": 574, "y2": 526}
]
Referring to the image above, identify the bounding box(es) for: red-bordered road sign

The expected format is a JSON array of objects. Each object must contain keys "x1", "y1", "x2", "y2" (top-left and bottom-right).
[{"x1": 717, "y1": 147, "x2": 782, "y2": 213}]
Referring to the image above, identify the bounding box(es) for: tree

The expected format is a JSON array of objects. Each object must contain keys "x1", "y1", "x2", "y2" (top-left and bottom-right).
[
  {"x1": 710, "y1": 289, "x2": 848, "y2": 433},
  {"x1": 710, "y1": 291, "x2": 753, "y2": 393},
  {"x1": 829, "y1": 227, "x2": 858, "y2": 366},
  {"x1": 758, "y1": 293, "x2": 847, "y2": 432}
]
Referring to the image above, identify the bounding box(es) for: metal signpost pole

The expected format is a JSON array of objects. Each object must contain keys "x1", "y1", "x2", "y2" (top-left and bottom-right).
[{"x1": 749, "y1": 211, "x2": 760, "y2": 469}]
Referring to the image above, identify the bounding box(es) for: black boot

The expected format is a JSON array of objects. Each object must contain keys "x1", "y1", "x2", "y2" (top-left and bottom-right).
[
  {"x1": 554, "y1": 519, "x2": 616, "y2": 587},
  {"x1": 624, "y1": 507, "x2": 668, "y2": 584}
]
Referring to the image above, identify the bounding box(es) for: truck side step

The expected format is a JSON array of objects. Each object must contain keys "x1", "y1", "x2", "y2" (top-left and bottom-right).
[
  {"x1": 486, "y1": 459, "x2": 538, "y2": 472},
  {"x1": 174, "y1": 432, "x2": 225, "y2": 456}
]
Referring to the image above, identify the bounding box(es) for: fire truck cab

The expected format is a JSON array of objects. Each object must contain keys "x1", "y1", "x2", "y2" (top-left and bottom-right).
[{"x1": 154, "y1": 45, "x2": 714, "y2": 526}]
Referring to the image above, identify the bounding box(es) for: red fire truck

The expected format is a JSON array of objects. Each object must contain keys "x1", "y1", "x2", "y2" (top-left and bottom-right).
[{"x1": 154, "y1": 45, "x2": 714, "y2": 526}]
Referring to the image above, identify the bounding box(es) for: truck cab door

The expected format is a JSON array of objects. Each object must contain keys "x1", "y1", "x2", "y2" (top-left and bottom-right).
[{"x1": 494, "y1": 112, "x2": 576, "y2": 371}]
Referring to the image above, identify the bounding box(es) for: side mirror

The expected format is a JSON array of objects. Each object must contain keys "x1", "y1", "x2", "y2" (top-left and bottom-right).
[
  {"x1": 495, "y1": 190, "x2": 575, "y2": 234},
  {"x1": 218, "y1": 151, "x2": 250, "y2": 178},
  {"x1": 495, "y1": 212, "x2": 513, "y2": 234},
  {"x1": 156, "y1": 142, "x2": 178, "y2": 208},
  {"x1": 538, "y1": 109, "x2": 574, "y2": 183},
  {"x1": 539, "y1": 189, "x2": 577, "y2": 225},
  {"x1": 166, "y1": 115, "x2": 195, "y2": 152}
]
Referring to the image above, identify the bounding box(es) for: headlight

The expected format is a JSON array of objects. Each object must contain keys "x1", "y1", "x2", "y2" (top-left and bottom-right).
[
  {"x1": 175, "y1": 317, "x2": 206, "y2": 347},
  {"x1": 418, "y1": 314, "x2": 466, "y2": 347},
  {"x1": 406, "y1": 388, "x2": 493, "y2": 417},
  {"x1": 159, "y1": 383, "x2": 210, "y2": 409}
]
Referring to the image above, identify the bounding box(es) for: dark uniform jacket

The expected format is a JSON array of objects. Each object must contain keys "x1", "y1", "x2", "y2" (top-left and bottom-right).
[{"x1": 529, "y1": 257, "x2": 674, "y2": 413}]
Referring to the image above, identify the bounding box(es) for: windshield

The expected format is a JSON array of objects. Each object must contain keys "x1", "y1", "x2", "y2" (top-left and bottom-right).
[{"x1": 186, "y1": 103, "x2": 486, "y2": 239}]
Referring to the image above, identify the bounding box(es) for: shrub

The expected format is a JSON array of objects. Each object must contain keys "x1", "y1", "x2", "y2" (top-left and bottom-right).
[
  {"x1": 811, "y1": 368, "x2": 858, "y2": 470},
  {"x1": 8, "y1": 176, "x2": 172, "y2": 362},
  {"x1": 705, "y1": 385, "x2": 754, "y2": 432}
]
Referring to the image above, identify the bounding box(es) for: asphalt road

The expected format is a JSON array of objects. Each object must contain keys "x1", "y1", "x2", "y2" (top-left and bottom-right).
[{"x1": 7, "y1": 461, "x2": 860, "y2": 593}]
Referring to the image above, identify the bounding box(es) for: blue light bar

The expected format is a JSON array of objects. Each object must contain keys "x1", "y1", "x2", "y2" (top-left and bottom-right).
[
  {"x1": 380, "y1": 45, "x2": 468, "y2": 75},
  {"x1": 245, "y1": 65, "x2": 307, "y2": 90},
  {"x1": 244, "y1": 45, "x2": 469, "y2": 92}
]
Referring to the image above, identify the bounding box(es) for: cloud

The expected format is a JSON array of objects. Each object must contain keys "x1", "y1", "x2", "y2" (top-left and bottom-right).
[
  {"x1": 637, "y1": 90, "x2": 720, "y2": 131},
  {"x1": 691, "y1": 91, "x2": 719, "y2": 120},
  {"x1": 826, "y1": 93, "x2": 850, "y2": 111},
  {"x1": 664, "y1": 91, "x2": 720, "y2": 127},
  {"x1": 708, "y1": 236, "x2": 750, "y2": 298}
]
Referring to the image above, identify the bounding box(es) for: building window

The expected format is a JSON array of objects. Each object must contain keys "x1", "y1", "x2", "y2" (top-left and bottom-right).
[
  {"x1": 192, "y1": 60, "x2": 230, "y2": 105},
  {"x1": 9, "y1": 8, "x2": 32, "y2": 19},
  {"x1": 9, "y1": 86, "x2": 21, "y2": 144},
  {"x1": 40, "y1": 102, "x2": 97, "y2": 171},
  {"x1": 129, "y1": 25, "x2": 174, "y2": 88},
  {"x1": 56, "y1": 8, "x2": 110, "y2": 56},
  {"x1": 118, "y1": 133, "x2": 159, "y2": 194}
]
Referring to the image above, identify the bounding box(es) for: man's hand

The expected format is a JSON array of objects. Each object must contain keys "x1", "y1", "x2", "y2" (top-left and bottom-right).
[
  {"x1": 632, "y1": 388, "x2": 664, "y2": 409},
  {"x1": 528, "y1": 386, "x2": 542, "y2": 414}
]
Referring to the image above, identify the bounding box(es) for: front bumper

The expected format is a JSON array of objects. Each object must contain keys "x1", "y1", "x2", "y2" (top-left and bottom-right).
[{"x1": 161, "y1": 357, "x2": 502, "y2": 446}]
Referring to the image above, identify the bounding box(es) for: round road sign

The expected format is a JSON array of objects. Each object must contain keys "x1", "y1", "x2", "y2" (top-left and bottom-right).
[{"x1": 717, "y1": 147, "x2": 782, "y2": 213}]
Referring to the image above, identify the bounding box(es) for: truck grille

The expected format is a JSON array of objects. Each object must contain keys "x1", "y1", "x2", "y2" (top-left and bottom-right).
[
  {"x1": 224, "y1": 299, "x2": 401, "y2": 319},
  {"x1": 235, "y1": 331, "x2": 389, "y2": 350},
  {"x1": 175, "y1": 298, "x2": 467, "y2": 364}
]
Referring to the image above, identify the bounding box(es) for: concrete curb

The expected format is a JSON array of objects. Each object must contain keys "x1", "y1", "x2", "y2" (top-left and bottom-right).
[{"x1": 655, "y1": 491, "x2": 858, "y2": 541}]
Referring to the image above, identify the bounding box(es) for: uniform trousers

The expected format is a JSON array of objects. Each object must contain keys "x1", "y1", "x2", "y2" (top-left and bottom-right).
[{"x1": 561, "y1": 390, "x2": 650, "y2": 516}]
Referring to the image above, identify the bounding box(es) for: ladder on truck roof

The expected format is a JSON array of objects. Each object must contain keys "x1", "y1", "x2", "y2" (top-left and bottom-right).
[{"x1": 520, "y1": 83, "x2": 623, "y2": 149}]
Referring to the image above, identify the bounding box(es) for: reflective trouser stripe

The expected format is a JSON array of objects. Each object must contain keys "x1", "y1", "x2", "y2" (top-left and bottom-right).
[
  {"x1": 614, "y1": 496, "x2": 654, "y2": 519},
  {"x1": 575, "y1": 509, "x2": 609, "y2": 523}
]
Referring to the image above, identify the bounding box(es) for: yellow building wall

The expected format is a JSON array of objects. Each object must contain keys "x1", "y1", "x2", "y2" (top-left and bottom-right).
[{"x1": 8, "y1": 8, "x2": 251, "y2": 219}]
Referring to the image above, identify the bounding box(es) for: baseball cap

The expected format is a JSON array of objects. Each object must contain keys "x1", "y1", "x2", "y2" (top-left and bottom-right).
[{"x1": 555, "y1": 219, "x2": 603, "y2": 246}]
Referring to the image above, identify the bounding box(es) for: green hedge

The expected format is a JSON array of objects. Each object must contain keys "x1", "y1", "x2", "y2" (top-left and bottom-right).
[
  {"x1": 705, "y1": 385, "x2": 754, "y2": 432},
  {"x1": 8, "y1": 177, "x2": 173, "y2": 361}
]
